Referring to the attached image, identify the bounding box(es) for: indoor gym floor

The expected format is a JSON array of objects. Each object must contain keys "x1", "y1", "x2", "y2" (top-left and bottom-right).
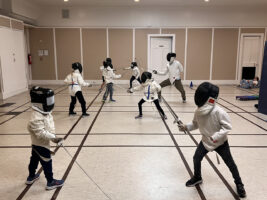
[{"x1": 0, "y1": 84, "x2": 266, "y2": 200}]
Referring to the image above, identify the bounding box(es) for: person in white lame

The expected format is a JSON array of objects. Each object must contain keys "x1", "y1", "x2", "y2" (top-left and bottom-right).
[
  {"x1": 64, "y1": 62, "x2": 91, "y2": 116},
  {"x1": 124, "y1": 61, "x2": 141, "y2": 90},
  {"x1": 153, "y1": 52, "x2": 186, "y2": 103},
  {"x1": 129, "y1": 71, "x2": 167, "y2": 119},
  {"x1": 26, "y1": 87, "x2": 64, "y2": 190},
  {"x1": 179, "y1": 82, "x2": 246, "y2": 198},
  {"x1": 102, "y1": 61, "x2": 122, "y2": 102}
]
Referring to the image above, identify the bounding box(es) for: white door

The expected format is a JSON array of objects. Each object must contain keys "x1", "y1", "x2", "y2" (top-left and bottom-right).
[
  {"x1": 0, "y1": 28, "x2": 28, "y2": 99},
  {"x1": 149, "y1": 37, "x2": 172, "y2": 83},
  {"x1": 239, "y1": 35, "x2": 264, "y2": 80}
]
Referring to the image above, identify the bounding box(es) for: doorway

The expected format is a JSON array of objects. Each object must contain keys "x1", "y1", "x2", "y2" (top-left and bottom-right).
[
  {"x1": 148, "y1": 34, "x2": 175, "y2": 83},
  {"x1": 238, "y1": 34, "x2": 264, "y2": 81}
]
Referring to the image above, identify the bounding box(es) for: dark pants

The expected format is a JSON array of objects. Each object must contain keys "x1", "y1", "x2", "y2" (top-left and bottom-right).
[
  {"x1": 70, "y1": 91, "x2": 86, "y2": 114},
  {"x1": 193, "y1": 141, "x2": 243, "y2": 185},
  {"x1": 103, "y1": 83, "x2": 114, "y2": 100},
  {"x1": 138, "y1": 99, "x2": 165, "y2": 116},
  {"x1": 158, "y1": 79, "x2": 186, "y2": 100},
  {"x1": 130, "y1": 76, "x2": 141, "y2": 88},
  {"x1": 28, "y1": 145, "x2": 53, "y2": 183}
]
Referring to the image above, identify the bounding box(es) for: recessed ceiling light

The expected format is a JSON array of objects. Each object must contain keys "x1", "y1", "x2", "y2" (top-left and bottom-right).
[
  {"x1": 64, "y1": 0, "x2": 69, "y2": 2},
  {"x1": 205, "y1": 0, "x2": 210, "y2": 2},
  {"x1": 134, "y1": 0, "x2": 140, "y2": 2}
]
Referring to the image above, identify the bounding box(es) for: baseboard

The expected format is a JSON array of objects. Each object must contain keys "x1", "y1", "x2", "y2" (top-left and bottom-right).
[
  {"x1": 181, "y1": 80, "x2": 239, "y2": 85},
  {"x1": 30, "y1": 79, "x2": 239, "y2": 86},
  {"x1": 1, "y1": 87, "x2": 28, "y2": 99},
  {"x1": 30, "y1": 80, "x2": 130, "y2": 85}
]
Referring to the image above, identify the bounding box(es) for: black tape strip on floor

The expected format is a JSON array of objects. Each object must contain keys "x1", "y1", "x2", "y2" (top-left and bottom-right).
[
  {"x1": 220, "y1": 98, "x2": 267, "y2": 123},
  {"x1": 50, "y1": 102, "x2": 105, "y2": 200},
  {"x1": 16, "y1": 89, "x2": 101, "y2": 200},
  {"x1": 162, "y1": 96, "x2": 241, "y2": 200},
  {"x1": 0, "y1": 86, "x2": 67, "y2": 126},
  {"x1": 157, "y1": 105, "x2": 207, "y2": 200},
  {"x1": 0, "y1": 103, "x2": 15, "y2": 107}
]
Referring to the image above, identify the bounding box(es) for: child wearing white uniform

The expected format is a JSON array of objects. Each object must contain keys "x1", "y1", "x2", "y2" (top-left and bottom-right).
[
  {"x1": 153, "y1": 52, "x2": 186, "y2": 102},
  {"x1": 26, "y1": 87, "x2": 64, "y2": 190},
  {"x1": 64, "y1": 62, "x2": 91, "y2": 116},
  {"x1": 124, "y1": 62, "x2": 141, "y2": 90},
  {"x1": 179, "y1": 82, "x2": 246, "y2": 198},
  {"x1": 102, "y1": 61, "x2": 122, "y2": 102},
  {"x1": 130, "y1": 72, "x2": 167, "y2": 119}
]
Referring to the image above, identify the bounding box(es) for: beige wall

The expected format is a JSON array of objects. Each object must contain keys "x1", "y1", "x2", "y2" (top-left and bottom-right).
[
  {"x1": 82, "y1": 29, "x2": 107, "y2": 80},
  {"x1": 135, "y1": 29, "x2": 159, "y2": 71},
  {"x1": 29, "y1": 28, "x2": 56, "y2": 80},
  {"x1": 27, "y1": 26, "x2": 267, "y2": 81},
  {"x1": 241, "y1": 28, "x2": 266, "y2": 34},
  {"x1": 0, "y1": 16, "x2": 10, "y2": 27},
  {"x1": 186, "y1": 28, "x2": 212, "y2": 80},
  {"x1": 109, "y1": 29, "x2": 133, "y2": 80},
  {"x1": 55, "y1": 28, "x2": 81, "y2": 80},
  {"x1": 212, "y1": 29, "x2": 239, "y2": 80},
  {"x1": 11, "y1": 20, "x2": 24, "y2": 30}
]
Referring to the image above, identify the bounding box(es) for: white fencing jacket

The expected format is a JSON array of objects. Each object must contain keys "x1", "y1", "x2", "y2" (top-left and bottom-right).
[
  {"x1": 103, "y1": 66, "x2": 121, "y2": 84},
  {"x1": 132, "y1": 79, "x2": 161, "y2": 102},
  {"x1": 186, "y1": 103, "x2": 231, "y2": 151},
  {"x1": 100, "y1": 66, "x2": 105, "y2": 76},
  {"x1": 125, "y1": 66, "x2": 140, "y2": 78},
  {"x1": 64, "y1": 69, "x2": 91, "y2": 96},
  {"x1": 28, "y1": 107, "x2": 56, "y2": 150},
  {"x1": 157, "y1": 60, "x2": 184, "y2": 84}
]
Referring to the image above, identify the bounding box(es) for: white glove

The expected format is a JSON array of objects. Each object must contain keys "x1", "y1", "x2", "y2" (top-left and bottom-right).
[
  {"x1": 51, "y1": 137, "x2": 64, "y2": 145},
  {"x1": 178, "y1": 124, "x2": 187, "y2": 132}
]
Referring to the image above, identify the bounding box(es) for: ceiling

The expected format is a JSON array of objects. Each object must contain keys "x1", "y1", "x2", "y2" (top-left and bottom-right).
[{"x1": 24, "y1": 0, "x2": 267, "y2": 7}]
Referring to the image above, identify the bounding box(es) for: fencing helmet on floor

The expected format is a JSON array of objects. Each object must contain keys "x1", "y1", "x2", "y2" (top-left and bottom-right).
[
  {"x1": 167, "y1": 52, "x2": 176, "y2": 62},
  {"x1": 131, "y1": 62, "x2": 137, "y2": 69},
  {"x1": 141, "y1": 72, "x2": 152, "y2": 83},
  {"x1": 30, "y1": 86, "x2": 55, "y2": 112},
  {"x1": 72, "y1": 62, "x2": 83, "y2": 73},
  {"x1": 194, "y1": 82, "x2": 219, "y2": 107}
]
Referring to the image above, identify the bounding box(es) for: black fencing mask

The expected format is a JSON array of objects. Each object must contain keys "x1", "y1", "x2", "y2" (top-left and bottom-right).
[
  {"x1": 194, "y1": 82, "x2": 219, "y2": 107},
  {"x1": 72, "y1": 62, "x2": 83, "y2": 73},
  {"x1": 30, "y1": 86, "x2": 55, "y2": 112},
  {"x1": 166, "y1": 53, "x2": 176, "y2": 62},
  {"x1": 131, "y1": 62, "x2": 137, "y2": 69},
  {"x1": 141, "y1": 72, "x2": 152, "y2": 83}
]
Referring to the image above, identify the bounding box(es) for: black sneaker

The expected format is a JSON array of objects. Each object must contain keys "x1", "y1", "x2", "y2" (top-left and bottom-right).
[
  {"x1": 82, "y1": 113, "x2": 90, "y2": 117},
  {"x1": 135, "y1": 114, "x2": 143, "y2": 119},
  {"x1": 46, "y1": 179, "x2": 64, "y2": 190},
  {"x1": 25, "y1": 173, "x2": 40, "y2": 185},
  {"x1": 236, "y1": 184, "x2": 246, "y2": 198},
  {"x1": 186, "y1": 176, "x2": 203, "y2": 187},
  {"x1": 69, "y1": 111, "x2": 77, "y2": 115}
]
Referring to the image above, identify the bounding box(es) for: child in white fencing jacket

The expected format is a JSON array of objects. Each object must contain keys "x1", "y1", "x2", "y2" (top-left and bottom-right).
[
  {"x1": 130, "y1": 72, "x2": 167, "y2": 119},
  {"x1": 179, "y1": 82, "x2": 246, "y2": 198},
  {"x1": 64, "y1": 62, "x2": 91, "y2": 116},
  {"x1": 124, "y1": 62, "x2": 141, "y2": 90},
  {"x1": 26, "y1": 86, "x2": 64, "y2": 190},
  {"x1": 102, "y1": 61, "x2": 121, "y2": 102}
]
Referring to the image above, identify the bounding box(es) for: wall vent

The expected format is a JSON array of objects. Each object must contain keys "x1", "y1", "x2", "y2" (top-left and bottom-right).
[{"x1": 62, "y1": 9, "x2": 70, "y2": 19}]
